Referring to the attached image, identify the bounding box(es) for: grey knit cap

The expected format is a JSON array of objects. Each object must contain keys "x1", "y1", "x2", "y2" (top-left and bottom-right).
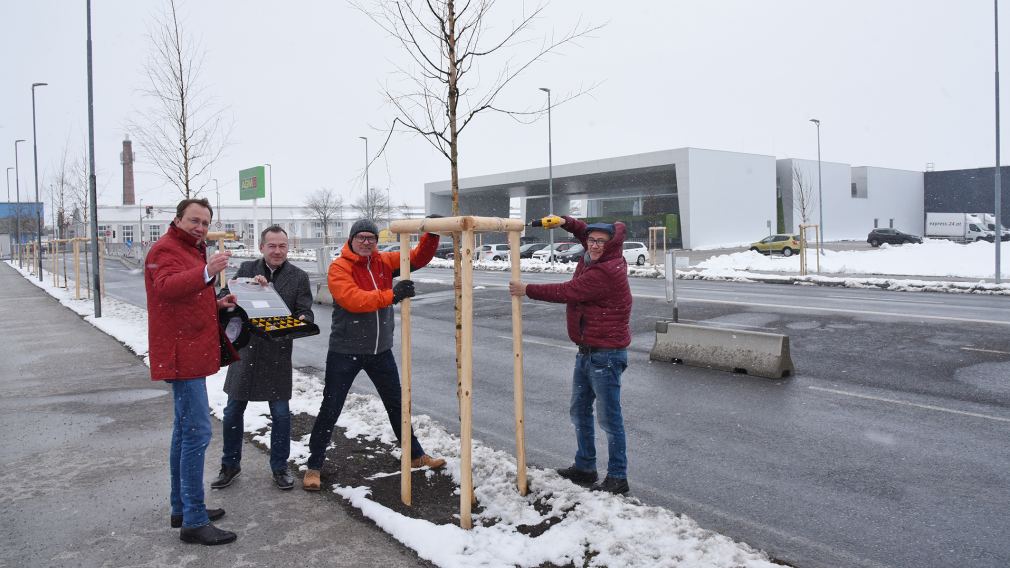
[{"x1": 349, "y1": 218, "x2": 379, "y2": 241}]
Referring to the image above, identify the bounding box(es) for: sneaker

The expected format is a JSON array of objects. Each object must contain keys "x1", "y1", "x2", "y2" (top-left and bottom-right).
[
  {"x1": 272, "y1": 468, "x2": 294, "y2": 490},
  {"x1": 171, "y1": 508, "x2": 225, "y2": 529},
  {"x1": 410, "y1": 454, "x2": 446, "y2": 469},
  {"x1": 179, "y1": 523, "x2": 237, "y2": 546},
  {"x1": 556, "y1": 465, "x2": 598, "y2": 486},
  {"x1": 210, "y1": 465, "x2": 241, "y2": 489},
  {"x1": 302, "y1": 469, "x2": 321, "y2": 491},
  {"x1": 591, "y1": 476, "x2": 630, "y2": 495}
]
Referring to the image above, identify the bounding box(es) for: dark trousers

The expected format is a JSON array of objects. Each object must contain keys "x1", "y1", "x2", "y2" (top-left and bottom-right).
[
  {"x1": 221, "y1": 398, "x2": 291, "y2": 473},
  {"x1": 307, "y1": 349, "x2": 424, "y2": 470}
]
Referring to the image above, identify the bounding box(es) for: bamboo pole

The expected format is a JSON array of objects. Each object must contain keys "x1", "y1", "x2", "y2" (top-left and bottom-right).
[
  {"x1": 459, "y1": 229, "x2": 475, "y2": 529},
  {"x1": 509, "y1": 231, "x2": 528, "y2": 495},
  {"x1": 399, "y1": 231, "x2": 413, "y2": 506},
  {"x1": 73, "y1": 238, "x2": 81, "y2": 299}
]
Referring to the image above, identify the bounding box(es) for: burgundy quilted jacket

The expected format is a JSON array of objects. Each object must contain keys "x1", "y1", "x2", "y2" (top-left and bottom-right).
[{"x1": 525, "y1": 216, "x2": 632, "y2": 349}]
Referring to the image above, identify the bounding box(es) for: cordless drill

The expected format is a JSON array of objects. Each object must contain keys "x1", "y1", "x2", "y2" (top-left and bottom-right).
[{"x1": 529, "y1": 215, "x2": 564, "y2": 229}]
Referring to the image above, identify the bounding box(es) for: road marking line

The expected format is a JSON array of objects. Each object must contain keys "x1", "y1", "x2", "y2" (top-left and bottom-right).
[
  {"x1": 679, "y1": 319, "x2": 777, "y2": 331},
  {"x1": 635, "y1": 294, "x2": 1010, "y2": 327},
  {"x1": 960, "y1": 347, "x2": 1010, "y2": 355},
  {"x1": 809, "y1": 386, "x2": 1010, "y2": 424}
]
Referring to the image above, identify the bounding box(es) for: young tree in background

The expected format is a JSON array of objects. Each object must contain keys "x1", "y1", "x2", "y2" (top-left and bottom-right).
[
  {"x1": 349, "y1": 188, "x2": 395, "y2": 227},
  {"x1": 131, "y1": 0, "x2": 230, "y2": 199},
  {"x1": 792, "y1": 163, "x2": 817, "y2": 231},
  {"x1": 304, "y1": 188, "x2": 343, "y2": 245}
]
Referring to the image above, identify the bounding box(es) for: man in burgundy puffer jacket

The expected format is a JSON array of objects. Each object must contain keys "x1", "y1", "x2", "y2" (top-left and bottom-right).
[{"x1": 509, "y1": 215, "x2": 632, "y2": 494}]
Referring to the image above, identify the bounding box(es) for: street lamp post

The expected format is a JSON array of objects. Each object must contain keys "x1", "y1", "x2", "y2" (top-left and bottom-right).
[
  {"x1": 539, "y1": 87, "x2": 554, "y2": 268},
  {"x1": 359, "y1": 137, "x2": 369, "y2": 220},
  {"x1": 5, "y1": 167, "x2": 13, "y2": 260},
  {"x1": 809, "y1": 118, "x2": 824, "y2": 249},
  {"x1": 265, "y1": 163, "x2": 273, "y2": 226},
  {"x1": 212, "y1": 178, "x2": 221, "y2": 229},
  {"x1": 32, "y1": 82, "x2": 48, "y2": 281},
  {"x1": 14, "y1": 139, "x2": 26, "y2": 268},
  {"x1": 994, "y1": 0, "x2": 1003, "y2": 284}
]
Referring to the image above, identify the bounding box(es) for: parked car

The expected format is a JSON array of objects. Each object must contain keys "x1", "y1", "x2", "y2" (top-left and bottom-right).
[
  {"x1": 531, "y1": 242, "x2": 576, "y2": 262},
  {"x1": 477, "y1": 243, "x2": 511, "y2": 261},
  {"x1": 377, "y1": 243, "x2": 401, "y2": 252},
  {"x1": 866, "y1": 228, "x2": 922, "y2": 247},
  {"x1": 518, "y1": 242, "x2": 548, "y2": 259},
  {"x1": 555, "y1": 243, "x2": 585, "y2": 263},
  {"x1": 622, "y1": 241, "x2": 649, "y2": 266},
  {"x1": 433, "y1": 242, "x2": 455, "y2": 259},
  {"x1": 223, "y1": 241, "x2": 246, "y2": 250},
  {"x1": 749, "y1": 234, "x2": 802, "y2": 257}
]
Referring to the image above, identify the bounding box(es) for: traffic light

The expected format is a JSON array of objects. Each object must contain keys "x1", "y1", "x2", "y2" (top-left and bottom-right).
[{"x1": 145, "y1": 205, "x2": 153, "y2": 217}]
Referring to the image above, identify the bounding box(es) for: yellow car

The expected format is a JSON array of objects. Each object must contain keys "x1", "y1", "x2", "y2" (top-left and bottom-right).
[{"x1": 749, "y1": 234, "x2": 803, "y2": 257}]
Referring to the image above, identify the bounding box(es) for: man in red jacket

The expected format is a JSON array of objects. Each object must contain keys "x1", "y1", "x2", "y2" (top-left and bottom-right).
[
  {"x1": 145, "y1": 198, "x2": 238, "y2": 545},
  {"x1": 510, "y1": 216, "x2": 632, "y2": 494}
]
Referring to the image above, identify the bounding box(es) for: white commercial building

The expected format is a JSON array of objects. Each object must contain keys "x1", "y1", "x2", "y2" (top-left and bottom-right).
[{"x1": 426, "y1": 148, "x2": 924, "y2": 249}]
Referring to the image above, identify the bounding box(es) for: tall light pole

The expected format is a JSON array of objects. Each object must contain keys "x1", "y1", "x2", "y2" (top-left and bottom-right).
[
  {"x1": 212, "y1": 178, "x2": 221, "y2": 229},
  {"x1": 14, "y1": 139, "x2": 26, "y2": 268},
  {"x1": 86, "y1": 0, "x2": 102, "y2": 317},
  {"x1": 809, "y1": 118, "x2": 824, "y2": 248},
  {"x1": 995, "y1": 0, "x2": 1003, "y2": 284},
  {"x1": 359, "y1": 137, "x2": 369, "y2": 219},
  {"x1": 265, "y1": 163, "x2": 274, "y2": 226},
  {"x1": 539, "y1": 87, "x2": 555, "y2": 268},
  {"x1": 5, "y1": 167, "x2": 13, "y2": 260},
  {"x1": 32, "y1": 82, "x2": 48, "y2": 281}
]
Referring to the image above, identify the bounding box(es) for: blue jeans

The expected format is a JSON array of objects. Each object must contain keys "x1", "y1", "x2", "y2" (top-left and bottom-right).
[
  {"x1": 221, "y1": 398, "x2": 291, "y2": 473},
  {"x1": 168, "y1": 378, "x2": 212, "y2": 528},
  {"x1": 307, "y1": 349, "x2": 424, "y2": 470},
  {"x1": 571, "y1": 349, "x2": 628, "y2": 479}
]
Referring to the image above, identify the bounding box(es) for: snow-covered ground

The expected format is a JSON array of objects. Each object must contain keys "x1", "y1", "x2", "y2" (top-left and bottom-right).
[{"x1": 8, "y1": 260, "x2": 779, "y2": 568}]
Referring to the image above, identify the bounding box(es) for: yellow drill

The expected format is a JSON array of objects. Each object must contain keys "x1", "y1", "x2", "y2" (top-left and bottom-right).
[{"x1": 529, "y1": 215, "x2": 564, "y2": 229}]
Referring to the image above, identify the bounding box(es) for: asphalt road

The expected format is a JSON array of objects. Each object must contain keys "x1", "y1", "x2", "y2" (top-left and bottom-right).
[{"x1": 76, "y1": 257, "x2": 1010, "y2": 568}]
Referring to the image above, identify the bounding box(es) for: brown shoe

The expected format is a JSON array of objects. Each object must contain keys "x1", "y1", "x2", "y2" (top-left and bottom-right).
[
  {"x1": 410, "y1": 455, "x2": 446, "y2": 469},
  {"x1": 302, "y1": 469, "x2": 321, "y2": 491}
]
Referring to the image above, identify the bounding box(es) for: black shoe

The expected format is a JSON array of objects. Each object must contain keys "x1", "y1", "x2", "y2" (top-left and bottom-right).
[
  {"x1": 210, "y1": 465, "x2": 241, "y2": 489},
  {"x1": 591, "y1": 476, "x2": 630, "y2": 495},
  {"x1": 179, "y1": 523, "x2": 237, "y2": 546},
  {"x1": 170, "y1": 508, "x2": 225, "y2": 529},
  {"x1": 272, "y1": 468, "x2": 294, "y2": 490},
  {"x1": 556, "y1": 465, "x2": 598, "y2": 486}
]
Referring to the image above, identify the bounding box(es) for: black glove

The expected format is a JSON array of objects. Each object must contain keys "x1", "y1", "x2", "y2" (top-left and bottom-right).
[
  {"x1": 425, "y1": 213, "x2": 444, "y2": 218},
  {"x1": 392, "y1": 279, "x2": 416, "y2": 304}
]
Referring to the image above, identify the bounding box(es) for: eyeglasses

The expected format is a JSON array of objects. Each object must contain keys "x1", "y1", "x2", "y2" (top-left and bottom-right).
[
  {"x1": 587, "y1": 238, "x2": 610, "y2": 247},
  {"x1": 354, "y1": 235, "x2": 378, "y2": 244}
]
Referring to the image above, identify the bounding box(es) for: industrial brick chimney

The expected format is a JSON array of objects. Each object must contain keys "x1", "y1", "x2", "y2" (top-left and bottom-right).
[{"x1": 121, "y1": 135, "x2": 135, "y2": 205}]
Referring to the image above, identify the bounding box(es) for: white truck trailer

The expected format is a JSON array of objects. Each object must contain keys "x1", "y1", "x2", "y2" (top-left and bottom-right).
[{"x1": 924, "y1": 213, "x2": 995, "y2": 242}]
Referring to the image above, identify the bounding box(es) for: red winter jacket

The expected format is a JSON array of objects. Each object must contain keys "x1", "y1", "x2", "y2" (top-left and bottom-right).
[
  {"x1": 145, "y1": 223, "x2": 223, "y2": 381},
  {"x1": 525, "y1": 217, "x2": 632, "y2": 349}
]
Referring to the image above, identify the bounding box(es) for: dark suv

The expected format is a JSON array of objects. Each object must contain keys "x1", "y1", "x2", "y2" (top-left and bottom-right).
[{"x1": 867, "y1": 228, "x2": 922, "y2": 247}]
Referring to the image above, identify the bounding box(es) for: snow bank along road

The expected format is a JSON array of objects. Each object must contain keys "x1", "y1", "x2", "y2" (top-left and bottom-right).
[{"x1": 95, "y1": 259, "x2": 1010, "y2": 568}]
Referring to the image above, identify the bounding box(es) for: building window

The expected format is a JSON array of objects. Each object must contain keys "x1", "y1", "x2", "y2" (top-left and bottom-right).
[
  {"x1": 97, "y1": 224, "x2": 112, "y2": 239},
  {"x1": 851, "y1": 183, "x2": 857, "y2": 197},
  {"x1": 148, "y1": 224, "x2": 163, "y2": 241},
  {"x1": 121, "y1": 225, "x2": 134, "y2": 243}
]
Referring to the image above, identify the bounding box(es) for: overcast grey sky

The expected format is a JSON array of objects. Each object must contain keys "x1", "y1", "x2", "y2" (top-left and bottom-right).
[{"x1": 1, "y1": 1, "x2": 1005, "y2": 210}]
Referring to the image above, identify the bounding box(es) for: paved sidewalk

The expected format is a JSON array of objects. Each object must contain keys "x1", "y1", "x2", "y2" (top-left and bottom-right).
[{"x1": 0, "y1": 262, "x2": 428, "y2": 567}]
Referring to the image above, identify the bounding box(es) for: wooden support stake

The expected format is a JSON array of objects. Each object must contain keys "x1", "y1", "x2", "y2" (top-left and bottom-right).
[
  {"x1": 73, "y1": 239, "x2": 81, "y2": 299},
  {"x1": 99, "y1": 239, "x2": 106, "y2": 298},
  {"x1": 509, "y1": 231, "x2": 528, "y2": 495},
  {"x1": 399, "y1": 231, "x2": 413, "y2": 506},
  {"x1": 459, "y1": 229, "x2": 475, "y2": 529}
]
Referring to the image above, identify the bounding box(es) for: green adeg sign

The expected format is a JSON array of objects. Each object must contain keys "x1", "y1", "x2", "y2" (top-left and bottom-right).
[{"x1": 239, "y1": 166, "x2": 265, "y2": 200}]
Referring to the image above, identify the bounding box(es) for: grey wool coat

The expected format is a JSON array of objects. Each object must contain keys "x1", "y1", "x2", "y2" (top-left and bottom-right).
[{"x1": 223, "y1": 259, "x2": 315, "y2": 401}]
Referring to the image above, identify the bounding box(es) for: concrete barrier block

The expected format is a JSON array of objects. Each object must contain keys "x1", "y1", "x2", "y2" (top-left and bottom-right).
[
  {"x1": 315, "y1": 282, "x2": 334, "y2": 305},
  {"x1": 650, "y1": 321, "x2": 794, "y2": 379}
]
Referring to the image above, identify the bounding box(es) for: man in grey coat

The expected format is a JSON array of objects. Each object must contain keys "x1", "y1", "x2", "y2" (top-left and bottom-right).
[{"x1": 211, "y1": 226, "x2": 314, "y2": 490}]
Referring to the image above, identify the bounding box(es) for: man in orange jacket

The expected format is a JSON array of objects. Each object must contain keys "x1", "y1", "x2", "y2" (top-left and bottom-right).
[{"x1": 303, "y1": 218, "x2": 446, "y2": 491}]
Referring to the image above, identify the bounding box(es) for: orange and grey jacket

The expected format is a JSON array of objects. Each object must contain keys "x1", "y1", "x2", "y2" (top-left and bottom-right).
[{"x1": 326, "y1": 233, "x2": 439, "y2": 354}]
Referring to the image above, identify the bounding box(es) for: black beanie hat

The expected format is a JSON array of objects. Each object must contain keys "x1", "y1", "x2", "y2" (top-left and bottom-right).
[{"x1": 349, "y1": 218, "x2": 379, "y2": 241}]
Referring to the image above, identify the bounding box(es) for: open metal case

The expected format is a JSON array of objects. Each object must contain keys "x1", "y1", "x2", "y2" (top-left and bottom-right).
[{"x1": 227, "y1": 278, "x2": 320, "y2": 341}]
